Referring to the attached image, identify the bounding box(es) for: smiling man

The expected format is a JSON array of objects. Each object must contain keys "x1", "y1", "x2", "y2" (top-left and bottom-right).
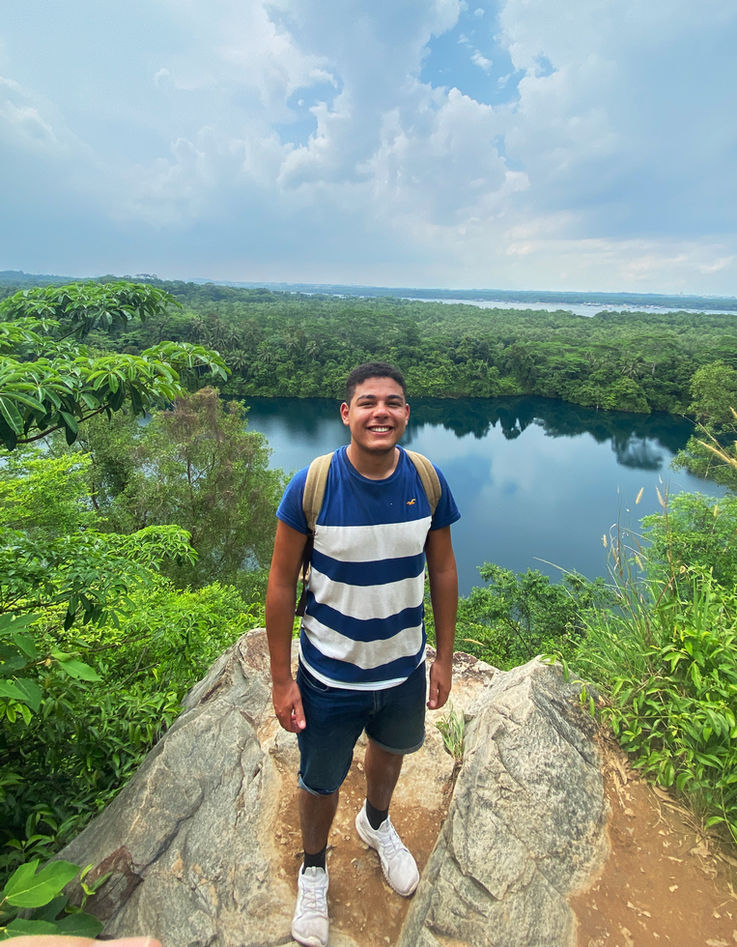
[{"x1": 266, "y1": 361, "x2": 460, "y2": 947}]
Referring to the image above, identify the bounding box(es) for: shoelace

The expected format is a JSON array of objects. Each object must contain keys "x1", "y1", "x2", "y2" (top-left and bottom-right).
[
  {"x1": 301, "y1": 873, "x2": 327, "y2": 913},
  {"x1": 377, "y1": 819, "x2": 408, "y2": 858}
]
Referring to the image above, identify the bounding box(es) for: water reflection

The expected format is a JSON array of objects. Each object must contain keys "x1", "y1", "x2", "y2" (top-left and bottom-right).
[
  {"x1": 408, "y1": 397, "x2": 694, "y2": 468},
  {"x1": 244, "y1": 395, "x2": 716, "y2": 594}
]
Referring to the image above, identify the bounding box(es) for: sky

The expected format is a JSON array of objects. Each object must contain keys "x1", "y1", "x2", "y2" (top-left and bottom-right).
[{"x1": 2, "y1": 0, "x2": 736, "y2": 295}]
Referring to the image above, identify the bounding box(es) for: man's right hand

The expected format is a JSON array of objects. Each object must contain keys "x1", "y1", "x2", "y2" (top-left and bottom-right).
[{"x1": 272, "y1": 678, "x2": 306, "y2": 732}]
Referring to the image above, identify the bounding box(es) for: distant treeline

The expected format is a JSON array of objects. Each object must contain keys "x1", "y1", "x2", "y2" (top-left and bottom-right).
[
  {"x1": 4, "y1": 270, "x2": 736, "y2": 313},
  {"x1": 4, "y1": 275, "x2": 736, "y2": 414},
  {"x1": 191, "y1": 281, "x2": 737, "y2": 314}
]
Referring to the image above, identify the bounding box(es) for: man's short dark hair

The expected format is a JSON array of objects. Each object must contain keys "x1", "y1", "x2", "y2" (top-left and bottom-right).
[{"x1": 344, "y1": 362, "x2": 407, "y2": 403}]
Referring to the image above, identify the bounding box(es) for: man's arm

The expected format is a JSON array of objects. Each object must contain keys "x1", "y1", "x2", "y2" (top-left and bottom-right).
[
  {"x1": 265, "y1": 519, "x2": 309, "y2": 732},
  {"x1": 425, "y1": 525, "x2": 458, "y2": 710}
]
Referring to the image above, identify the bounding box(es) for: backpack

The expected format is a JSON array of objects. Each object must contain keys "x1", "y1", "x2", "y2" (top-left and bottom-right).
[{"x1": 295, "y1": 449, "x2": 441, "y2": 615}]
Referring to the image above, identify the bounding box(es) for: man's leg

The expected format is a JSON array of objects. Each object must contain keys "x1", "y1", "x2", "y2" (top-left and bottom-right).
[
  {"x1": 293, "y1": 789, "x2": 339, "y2": 947},
  {"x1": 293, "y1": 667, "x2": 367, "y2": 946},
  {"x1": 355, "y1": 663, "x2": 427, "y2": 898},
  {"x1": 299, "y1": 787, "x2": 340, "y2": 863},
  {"x1": 356, "y1": 739, "x2": 419, "y2": 896},
  {"x1": 364, "y1": 738, "x2": 404, "y2": 813}
]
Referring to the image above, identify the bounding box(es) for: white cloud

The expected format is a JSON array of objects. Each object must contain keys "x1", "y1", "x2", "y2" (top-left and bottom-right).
[
  {"x1": 153, "y1": 68, "x2": 171, "y2": 89},
  {"x1": 0, "y1": 0, "x2": 735, "y2": 293},
  {"x1": 698, "y1": 257, "x2": 735, "y2": 276},
  {"x1": 0, "y1": 78, "x2": 59, "y2": 152},
  {"x1": 470, "y1": 50, "x2": 493, "y2": 73}
]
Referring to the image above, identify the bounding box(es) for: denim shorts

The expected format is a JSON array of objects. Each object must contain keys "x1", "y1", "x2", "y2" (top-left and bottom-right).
[{"x1": 296, "y1": 661, "x2": 427, "y2": 796}]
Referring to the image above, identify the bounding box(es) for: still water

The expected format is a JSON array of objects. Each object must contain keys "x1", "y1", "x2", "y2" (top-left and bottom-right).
[{"x1": 244, "y1": 396, "x2": 723, "y2": 596}]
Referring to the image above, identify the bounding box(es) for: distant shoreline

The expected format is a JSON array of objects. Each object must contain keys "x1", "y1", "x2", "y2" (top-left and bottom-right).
[
  {"x1": 190, "y1": 279, "x2": 737, "y2": 313},
  {"x1": 2, "y1": 269, "x2": 736, "y2": 314}
]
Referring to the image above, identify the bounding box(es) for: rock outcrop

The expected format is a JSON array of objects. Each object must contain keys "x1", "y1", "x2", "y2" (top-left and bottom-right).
[
  {"x1": 60, "y1": 631, "x2": 608, "y2": 946},
  {"x1": 398, "y1": 658, "x2": 608, "y2": 946}
]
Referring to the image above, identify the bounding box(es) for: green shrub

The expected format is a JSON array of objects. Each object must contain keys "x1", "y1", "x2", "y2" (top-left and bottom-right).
[
  {"x1": 446, "y1": 564, "x2": 612, "y2": 670},
  {"x1": 572, "y1": 565, "x2": 737, "y2": 845}
]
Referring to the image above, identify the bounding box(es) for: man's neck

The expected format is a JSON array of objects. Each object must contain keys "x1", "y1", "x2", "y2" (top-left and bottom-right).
[{"x1": 346, "y1": 444, "x2": 400, "y2": 480}]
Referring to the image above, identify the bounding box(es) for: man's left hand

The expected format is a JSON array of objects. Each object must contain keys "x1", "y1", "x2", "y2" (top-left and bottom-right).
[{"x1": 427, "y1": 658, "x2": 452, "y2": 710}]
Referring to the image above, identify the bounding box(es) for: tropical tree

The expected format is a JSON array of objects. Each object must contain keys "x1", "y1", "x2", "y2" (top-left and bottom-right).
[
  {"x1": 0, "y1": 281, "x2": 227, "y2": 449},
  {"x1": 0, "y1": 282, "x2": 242, "y2": 929},
  {"x1": 98, "y1": 387, "x2": 285, "y2": 590}
]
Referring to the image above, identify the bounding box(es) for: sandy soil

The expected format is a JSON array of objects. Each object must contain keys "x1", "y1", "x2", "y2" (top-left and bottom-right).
[
  {"x1": 571, "y1": 734, "x2": 737, "y2": 947},
  {"x1": 277, "y1": 735, "x2": 737, "y2": 946}
]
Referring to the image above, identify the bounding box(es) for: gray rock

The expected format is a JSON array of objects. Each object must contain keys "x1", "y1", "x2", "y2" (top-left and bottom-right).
[
  {"x1": 59, "y1": 634, "x2": 607, "y2": 946},
  {"x1": 399, "y1": 659, "x2": 608, "y2": 947},
  {"x1": 61, "y1": 630, "x2": 297, "y2": 947}
]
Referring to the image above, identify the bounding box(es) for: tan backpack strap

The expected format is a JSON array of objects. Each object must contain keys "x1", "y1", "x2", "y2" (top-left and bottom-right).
[
  {"x1": 302, "y1": 452, "x2": 334, "y2": 533},
  {"x1": 405, "y1": 449, "x2": 441, "y2": 515},
  {"x1": 296, "y1": 452, "x2": 334, "y2": 616}
]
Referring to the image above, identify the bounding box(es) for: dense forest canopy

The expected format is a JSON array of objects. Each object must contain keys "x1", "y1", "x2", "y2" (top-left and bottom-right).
[
  {"x1": 0, "y1": 280, "x2": 735, "y2": 932},
  {"x1": 2, "y1": 274, "x2": 732, "y2": 417}
]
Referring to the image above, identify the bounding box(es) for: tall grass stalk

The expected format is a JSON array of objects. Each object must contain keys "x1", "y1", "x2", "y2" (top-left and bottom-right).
[{"x1": 572, "y1": 543, "x2": 737, "y2": 846}]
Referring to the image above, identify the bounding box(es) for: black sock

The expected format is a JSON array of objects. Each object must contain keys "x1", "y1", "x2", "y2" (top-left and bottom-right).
[
  {"x1": 365, "y1": 799, "x2": 388, "y2": 831},
  {"x1": 302, "y1": 847, "x2": 327, "y2": 872}
]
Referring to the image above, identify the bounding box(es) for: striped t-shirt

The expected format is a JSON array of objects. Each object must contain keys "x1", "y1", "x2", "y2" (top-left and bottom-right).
[{"x1": 276, "y1": 445, "x2": 460, "y2": 690}]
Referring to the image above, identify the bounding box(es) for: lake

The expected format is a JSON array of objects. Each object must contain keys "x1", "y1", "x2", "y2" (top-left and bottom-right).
[
  {"x1": 403, "y1": 297, "x2": 737, "y2": 318},
  {"x1": 243, "y1": 396, "x2": 723, "y2": 596}
]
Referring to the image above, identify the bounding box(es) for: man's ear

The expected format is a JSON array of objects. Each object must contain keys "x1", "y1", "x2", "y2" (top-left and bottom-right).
[{"x1": 340, "y1": 401, "x2": 350, "y2": 425}]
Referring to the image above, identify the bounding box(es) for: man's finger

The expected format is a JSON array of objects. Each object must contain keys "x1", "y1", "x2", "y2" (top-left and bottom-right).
[{"x1": 291, "y1": 694, "x2": 306, "y2": 730}]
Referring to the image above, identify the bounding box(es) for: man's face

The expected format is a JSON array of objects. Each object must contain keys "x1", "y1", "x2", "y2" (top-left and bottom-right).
[{"x1": 340, "y1": 376, "x2": 409, "y2": 455}]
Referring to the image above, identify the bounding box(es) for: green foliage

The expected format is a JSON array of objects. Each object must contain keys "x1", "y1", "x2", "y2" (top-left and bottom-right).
[
  {"x1": 76, "y1": 388, "x2": 286, "y2": 589},
  {"x1": 1, "y1": 578, "x2": 258, "y2": 874},
  {"x1": 0, "y1": 285, "x2": 270, "y2": 896},
  {"x1": 686, "y1": 362, "x2": 737, "y2": 425},
  {"x1": 0, "y1": 446, "x2": 197, "y2": 632},
  {"x1": 0, "y1": 281, "x2": 227, "y2": 449},
  {"x1": 670, "y1": 366, "x2": 737, "y2": 489},
  {"x1": 672, "y1": 432, "x2": 737, "y2": 491},
  {"x1": 453, "y1": 563, "x2": 612, "y2": 670},
  {"x1": 0, "y1": 439, "x2": 262, "y2": 875},
  {"x1": 435, "y1": 702, "x2": 465, "y2": 762},
  {"x1": 0, "y1": 859, "x2": 104, "y2": 939},
  {"x1": 642, "y1": 492, "x2": 737, "y2": 590},
  {"x1": 89, "y1": 277, "x2": 737, "y2": 417},
  {"x1": 572, "y1": 565, "x2": 737, "y2": 844}
]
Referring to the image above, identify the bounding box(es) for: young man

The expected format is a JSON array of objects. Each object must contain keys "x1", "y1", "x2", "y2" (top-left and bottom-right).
[{"x1": 266, "y1": 362, "x2": 460, "y2": 947}]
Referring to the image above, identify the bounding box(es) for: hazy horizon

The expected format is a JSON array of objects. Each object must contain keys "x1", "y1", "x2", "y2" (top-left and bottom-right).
[{"x1": 3, "y1": 2, "x2": 736, "y2": 296}]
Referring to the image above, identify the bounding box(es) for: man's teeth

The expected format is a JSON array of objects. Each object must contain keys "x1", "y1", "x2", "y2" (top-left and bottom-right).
[{"x1": 371, "y1": 426, "x2": 390, "y2": 432}]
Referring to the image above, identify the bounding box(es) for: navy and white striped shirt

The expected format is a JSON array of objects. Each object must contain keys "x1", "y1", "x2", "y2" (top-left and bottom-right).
[{"x1": 276, "y1": 446, "x2": 460, "y2": 690}]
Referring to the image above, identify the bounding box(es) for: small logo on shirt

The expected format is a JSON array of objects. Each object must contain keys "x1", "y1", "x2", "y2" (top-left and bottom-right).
[{"x1": 406, "y1": 497, "x2": 416, "y2": 505}]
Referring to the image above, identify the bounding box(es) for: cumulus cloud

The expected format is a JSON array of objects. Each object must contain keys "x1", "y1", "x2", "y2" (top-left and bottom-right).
[
  {"x1": 0, "y1": 0, "x2": 735, "y2": 292},
  {"x1": 470, "y1": 50, "x2": 493, "y2": 73},
  {"x1": 0, "y1": 77, "x2": 59, "y2": 152}
]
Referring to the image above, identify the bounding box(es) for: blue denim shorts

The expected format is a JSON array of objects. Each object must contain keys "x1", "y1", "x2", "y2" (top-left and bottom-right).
[{"x1": 296, "y1": 661, "x2": 427, "y2": 796}]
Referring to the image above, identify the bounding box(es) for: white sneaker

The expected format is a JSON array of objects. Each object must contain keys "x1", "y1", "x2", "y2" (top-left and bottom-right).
[
  {"x1": 355, "y1": 802, "x2": 420, "y2": 897},
  {"x1": 291, "y1": 865, "x2": 329, "y2": 947}
]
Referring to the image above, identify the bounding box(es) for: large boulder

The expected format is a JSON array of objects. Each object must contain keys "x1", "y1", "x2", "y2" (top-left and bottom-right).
[
  {"x1": 59, "y1": 631, "x2": 608, "y2": 946},
  {"x1": 398, "y1": 659, "x2": 608, "y2": 946}
]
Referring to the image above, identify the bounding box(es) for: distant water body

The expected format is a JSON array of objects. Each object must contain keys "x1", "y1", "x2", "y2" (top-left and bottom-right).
[
  {"x1": 402, "y1": 296, "x2": 737, "y2": 318},
  {"x1": 253, "y1": 281, "x2": 737, "y2": 317},
  {"x1": 245, "y1": 395, "x2": 725, "y2": 596}
]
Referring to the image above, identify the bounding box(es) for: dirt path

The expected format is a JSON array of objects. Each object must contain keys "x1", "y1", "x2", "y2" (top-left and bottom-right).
[
  {"x1": 571, "y1": 736, "x2": 737, "y2": 947},
  {"x1": 277, "y1": 735, "x2": 736, "y2": 946},
  {"x1": 276, "y1": 755, "x2": 450, "y2": 945}
]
